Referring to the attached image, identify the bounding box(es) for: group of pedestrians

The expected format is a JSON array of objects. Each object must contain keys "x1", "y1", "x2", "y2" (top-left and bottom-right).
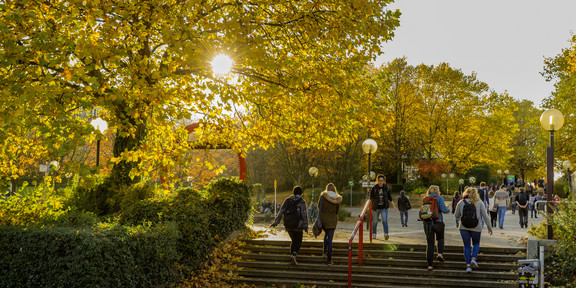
[
  {"x1": 271, "y1": 183, "x2": 343, "y2": 265},
  {"x1": 269, "y1": 178, "x2": 536, "y2": 273}
]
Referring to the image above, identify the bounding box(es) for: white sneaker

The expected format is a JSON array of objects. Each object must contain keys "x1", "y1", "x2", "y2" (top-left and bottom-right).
[
  {"x1": 471, "y1": 259, "x2": 478, "y2": 268},
  {"x1": 466, "y1": 267, "x2": 472, "y2": 273}
]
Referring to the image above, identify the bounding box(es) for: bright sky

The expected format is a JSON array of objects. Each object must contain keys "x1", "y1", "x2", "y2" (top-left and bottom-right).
[{"x1": 374, "y1": 0, "x2": 576, "y2": 106}]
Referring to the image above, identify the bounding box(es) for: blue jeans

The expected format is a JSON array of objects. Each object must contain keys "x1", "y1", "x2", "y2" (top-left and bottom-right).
[
  {"x1": 400, "y1": 210, "x2": 408, "y2": 226},
  {"x1": 530, "y1": 203, "x2": 537, "y2": 217},
  {"x1": 497, "y1": 205, "x2": 507, "y2": 228},
  {"x1": 373, "y1": 208, "x2": 389, "y2": 235},
  {"x1": 460, "y1": 229, "x2": 482, "y2": 265},
  {"x1": 323, "y1": 229, "x2": 335, "y2": 261}
]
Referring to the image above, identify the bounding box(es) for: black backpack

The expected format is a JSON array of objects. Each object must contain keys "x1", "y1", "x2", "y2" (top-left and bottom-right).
[
  {"x1": 461, "y1": 200, "x2": 479, "y2": 228},
  {"x1": 283, "y1": 197, "x2": 302, "y2": 229},
  {"x1": 518, "y1": 193, "x2": 528, "y2": 205},
  {"x1": 478, "y1": 188, "x2": 488, "y2": 202}
]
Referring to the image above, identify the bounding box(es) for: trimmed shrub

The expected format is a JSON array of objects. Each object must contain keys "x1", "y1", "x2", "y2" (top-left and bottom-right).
[
  {"x1": 338, "y1": 207, "x2": 352, "y2": 221},
  {"x1": 0, "y1": 223, "x2": 181, "y2": 288},
  {"x1": 205, "y1": 178, "x2": 251, "y2": 240}
]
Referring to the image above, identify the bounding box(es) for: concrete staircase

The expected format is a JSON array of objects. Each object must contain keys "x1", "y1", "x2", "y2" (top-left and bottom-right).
[{"x1": 230, "y1": 239, "x2": 524, "y2": 287}]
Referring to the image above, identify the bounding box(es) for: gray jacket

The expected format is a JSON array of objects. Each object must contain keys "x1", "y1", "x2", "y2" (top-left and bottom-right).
[{"x1": 454, "y1": 198, "x2": 493, "y2": 233}]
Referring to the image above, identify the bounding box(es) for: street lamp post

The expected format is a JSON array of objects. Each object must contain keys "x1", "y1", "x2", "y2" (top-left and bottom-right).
[
  {"x1": 441, "y1": 173, "x2": 447, "y2": 194},
  {"x1": 459, "y1": 179, "x2": 464, "y2": 193},
  {"x1": 362, "y1": 139, "x2": 378, "y2": 200},
  {"x1": 449, "y1": 173, "x2": 455, "y2": 195},
  {"x1": 90, "y1": 117, "x2": 108, "y2": 167},
  {"x1": 504, "y1": 170, "x2": 510, "y2": 187},
  {"x1": 540, "y1": 108, "x2": 565, "y2": 240},
  {"x1": 309, "y1": 167, "x2": 319, "y2": 202},
  {"x1": 497, "y1": 170, "x2": 502, "y2": 186},
  {"x1": 563, "y1": 160, "x2": 574, "y2": 194}
]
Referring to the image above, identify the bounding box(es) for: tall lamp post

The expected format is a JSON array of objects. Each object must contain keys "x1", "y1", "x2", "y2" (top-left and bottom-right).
[
  {"x1": 90, "y1": 117, "x2": 108, "y2": 167},
  {"x1": 362, "y1": 139, "x2": 378, "y2": 200},
  {"x1": 309, "y1": 167, "x2": 319, "y2": 202},
  {"x1": 504, "y1": 170, "x2": 510, "y2": 187},
  {"x1": 540, "y1": 108, "x2": 564, "y2": 240},
  {"x1": 459, "y1": 179, "x2": 464, "y2": 193},
  {"x1": 497, "y1": 170, "x2": 502, "y2": 186},
  {"x1": 563, "y1": 160, "x2": 574, "y2": 194}
]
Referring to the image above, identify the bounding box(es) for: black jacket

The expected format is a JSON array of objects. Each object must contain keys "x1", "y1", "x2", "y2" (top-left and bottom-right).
[{"x1": 370, "y1": 184, "x2": 391, "y2": 210}]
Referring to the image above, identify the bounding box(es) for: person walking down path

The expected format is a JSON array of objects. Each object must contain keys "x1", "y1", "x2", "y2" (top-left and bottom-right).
[
  {"x1": 398, "y1": 190, "x2": 411, "y2": 227},
  {"x1": 533, "y1": 192, "x2": 543, "y2": 217},
  {"x1": 454, "y1": 188, "x2": 493, "y2": 273},
  {"x1": 452, "y1": 190, "x2": 462, "y2": 227},
  {"x1": 529, "y1": 192, "x2": 536, "y2": 219},
  {"x1": 370, "y1": 175, "x2": 397, "y2": 240},
  {"x1": 515, "y1": 188, "x2": 529, "y2": 228},
  {"x1": 421, "y1": 185, "x2": 451, "y2": 271},
  {"x1": 318, "y1": 183, "x2": 342, "y2": 265},
  {"x1": 271, "y1": 186, "x2": 309, "y2": 265},
  {"x1": 494, "y1": 185, "x2": 510, "y2": 229},
  {"x1": 488, "y1": 190, "x2": 498, "y2": 228}
]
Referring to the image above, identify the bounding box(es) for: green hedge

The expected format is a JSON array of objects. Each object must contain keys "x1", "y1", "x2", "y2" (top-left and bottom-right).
[
  {"x1": 0, "y1": 177, "x2": 252, "y2": 287},
  {"x1": 0, "y1": 223, "x2": 181, "y2": 288}
]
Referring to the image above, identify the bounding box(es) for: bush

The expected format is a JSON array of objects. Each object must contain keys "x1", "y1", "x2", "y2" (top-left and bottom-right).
[
  {"x1": 120, "y1": 177, "x2": 251, "y2": 270},
  {"x1": 68, "y1": 178, "x2": 154, "y2": 216},
  {"x1": 0, "y1": 188, "x2": 69, "y2": 227},
  {"x1": 0, "y1": 223, "x2": 181, "y2": 288},
  {"x1": 338, "y1": 207, "x2": 352, "y2": 221}
]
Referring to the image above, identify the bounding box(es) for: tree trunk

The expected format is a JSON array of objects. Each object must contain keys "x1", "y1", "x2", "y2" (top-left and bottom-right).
[{"x1": 109, "y1": 101, "x2": 147, "y2": 187}]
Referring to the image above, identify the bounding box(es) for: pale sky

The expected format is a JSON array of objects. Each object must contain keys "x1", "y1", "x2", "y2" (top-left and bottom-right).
[{"x1": 375, "y1": 0, "x2": 576, "y2": 106}]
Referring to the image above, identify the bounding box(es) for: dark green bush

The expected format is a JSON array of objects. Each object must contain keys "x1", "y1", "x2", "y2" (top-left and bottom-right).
[
  {"x1": 68, "y1": 179, "x2": 154, "y2": 216},
  {"x1": 120, "y1": 177, "x2": 251, "y2": 269},
  {"x1": 205, "y1": 178, "x2": 251, "y2": 239},
  {"x1": 0, "y1": 223, "x2": 181, "y2": 288}
]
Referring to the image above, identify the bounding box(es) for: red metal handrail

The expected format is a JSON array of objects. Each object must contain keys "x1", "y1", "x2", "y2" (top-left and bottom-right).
[{"x1": 347, "y1": 200, "x2": 372, "y2": 288}]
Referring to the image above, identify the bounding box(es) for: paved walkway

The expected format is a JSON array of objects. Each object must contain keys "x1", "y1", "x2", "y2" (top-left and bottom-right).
[{"x1": 254, "y1": 206, "x2": 543, "y2": 248}]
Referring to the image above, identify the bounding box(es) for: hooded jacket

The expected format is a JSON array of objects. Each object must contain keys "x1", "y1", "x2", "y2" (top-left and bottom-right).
[{"x1": 319, "y1": 191, "x2": 342, "y2": 229}]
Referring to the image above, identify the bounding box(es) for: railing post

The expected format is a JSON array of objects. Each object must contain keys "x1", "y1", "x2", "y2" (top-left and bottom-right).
[
  {"x1": 369, "y1": 201, "x2": 373, "y2": 243},
  {"x1": 359, "y1": 217, "x2": 363, "y2": 265}
]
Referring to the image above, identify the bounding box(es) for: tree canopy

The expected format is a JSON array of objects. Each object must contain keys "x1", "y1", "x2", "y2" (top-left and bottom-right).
[{"x1": 0, "y1": 0, "x2": 401, "y2": 185}]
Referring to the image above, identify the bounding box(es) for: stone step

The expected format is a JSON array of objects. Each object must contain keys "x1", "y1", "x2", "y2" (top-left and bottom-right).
[
  {"x1": 242, "y1": 239, "x2": 526, "y2": 255},
  {"x1": 241, "y1": 246, "x2": 523, "y2": 263},
  {"x1": 231, "y1": 268, "x2": 517, "y2": 288},
  {"x1": 239, "y1": 253, "x2": 520, "y2": 272},
  {"x1": 235, "y1": 261, "x2": 518, "y2": 280},
  {"x1": 230, "y1": 277, "x2": 428, "y2": 288}
]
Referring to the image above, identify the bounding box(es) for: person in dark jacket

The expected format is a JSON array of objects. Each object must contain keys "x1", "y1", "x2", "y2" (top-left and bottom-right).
[
  {"x1": 318, "y1": 183, "x2": 342, "y2": 265},
  {"x1": 397, "y1": 190, "x2": 411, "y2": 227},
  {"x1": 271, "y1": 186, "x2": 309, "y2": 265},
  {"x1": 370, "y1": 175, "x2": 397, "y2": 240}
]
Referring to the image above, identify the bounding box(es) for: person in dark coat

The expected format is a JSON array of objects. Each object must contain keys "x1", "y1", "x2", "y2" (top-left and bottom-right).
[
  {"x1": 397, "y1": 190, "x2": 411, "y2": 227},
  {"x1": 271, "y1": 186, "x2": 309, "y2": 265},
  {"x1": 370, "y1": 175, "x2": 397, "y2": 240},
  {"x1": 318, "y1": 183, "x2": 342, "y2": 265},
  {"x1": 452, "y1": 190, "x2": 462, "y2": 227}
]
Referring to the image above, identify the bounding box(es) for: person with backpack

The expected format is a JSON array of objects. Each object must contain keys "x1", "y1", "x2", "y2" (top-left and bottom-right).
[
  {"x1": 494, "y1": 185, "x2": 510, "y2": 229},
  {"x1": 419, "y1": 185, "x2": 451, "y2": 271},
  {"x1": 478, "y1": 182, "x2": 489, "y2": 207},
  {"x1": 397, "y1": 190, "x2": 411, "y2": 227},
  {"x1": 370, "y1": 175, "x2": 397, "y2": 240},
  {"x1": 515, "y1": 187, "x2": 529, "y2": 228},
  {"x1": 454, "y1": 187, "x2": 493, "y2": 273},
  {"x1": 452, "y1": 190, "x2": 462, "y2": 227},
  {"x1": 270, "y1": 186, "x2": 309, "y2": 265},
  {"x1": 318, "y1": 183, "x2": 342, "y2": 265}
]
